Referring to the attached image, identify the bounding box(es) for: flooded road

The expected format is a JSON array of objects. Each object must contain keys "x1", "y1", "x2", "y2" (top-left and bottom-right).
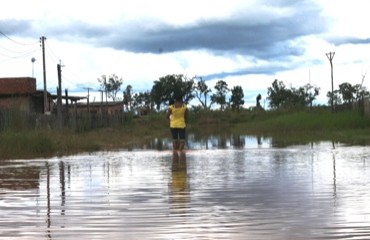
[{"x1": 1, "y1": 139, "x2": 370, "y2": 239}]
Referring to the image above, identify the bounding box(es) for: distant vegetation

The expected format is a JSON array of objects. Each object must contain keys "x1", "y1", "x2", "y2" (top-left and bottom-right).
[
  {"x1": 1, "y1": 74, "x2": 370, "y2": 160},
  {"x1": 100, "y1": 73, "x2": 369, "y2": 114},
  {"x1": 1, "y1": 107, "x2": 370, "y2": 160}
]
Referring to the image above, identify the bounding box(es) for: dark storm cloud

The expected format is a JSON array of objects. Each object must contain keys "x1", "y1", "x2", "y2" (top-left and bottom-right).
[
  {"x1": 2, "y1": 0, "x2": 327, "y2": 63},
  {"x1": 0, "y1": 0, "x2": 329, "y2": 81},
  {"x1": 102, "y1": 0, "x2": 327, "y2": 61}
]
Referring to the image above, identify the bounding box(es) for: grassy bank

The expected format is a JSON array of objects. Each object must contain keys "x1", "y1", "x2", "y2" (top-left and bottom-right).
[
  {"x1": 1, "y1": 108, "x2": 369, "y2": 160},
  {"x1": 188, "y1": 108, "x2": 370, "y2": 145}
]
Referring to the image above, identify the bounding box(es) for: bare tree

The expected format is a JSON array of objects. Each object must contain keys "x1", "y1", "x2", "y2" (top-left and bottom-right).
[{"x1": 98, "y1": 74, "x2": 123, "y2": 102}]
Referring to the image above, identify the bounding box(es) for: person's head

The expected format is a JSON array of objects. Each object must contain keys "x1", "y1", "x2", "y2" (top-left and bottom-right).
[{"x1": 174, "y1": 95, "x2": 183, "y2": 103}]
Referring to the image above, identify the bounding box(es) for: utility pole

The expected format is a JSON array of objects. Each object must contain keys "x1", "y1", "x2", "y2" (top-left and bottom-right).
[
  {"x1": 40, "y1": 36, "x2": 48, "y2": 114},
  {"x1": 98, "y1": 89, "x2": 104, "y2": 114},
  {"x1": 84, "y1": 87, "x2": 93, "y2": 113},
  {"x1": 57, "y1": 63, "x2": 63, "y2": 128},
  {"x1": 65, "y1": 89, "x2": 69, "y2": 107},
  {"x1": 326, "y1": 52, "x2": 335, "y2": 112}
]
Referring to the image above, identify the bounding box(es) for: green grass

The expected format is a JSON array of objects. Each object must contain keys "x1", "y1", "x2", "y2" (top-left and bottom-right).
[
  {"x1": 1, "y1": 108, "x2": 370, "y2": 160},
  {"x1": 0, "y1": 130, "x2": 57, "y2": 159},
  {"x1": 240, "y1": 109, "x2": 369, "y2": 132},
  {"x1": 187, "y1": 108, "x2": 370, "y2": 145},
  {"x1": 230, "y1": 109, "x2": 370, "y2": 144}
]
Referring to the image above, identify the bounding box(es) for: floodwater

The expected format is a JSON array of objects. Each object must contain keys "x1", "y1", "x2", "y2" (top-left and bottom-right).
[{"x1": 1, "y1": 136, "x2": 370, "y2": 239}]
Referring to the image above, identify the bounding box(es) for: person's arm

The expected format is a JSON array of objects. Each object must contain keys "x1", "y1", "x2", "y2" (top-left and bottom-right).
[{"x1": 166, "y1": 108, "x2": 172, "y2": 120}]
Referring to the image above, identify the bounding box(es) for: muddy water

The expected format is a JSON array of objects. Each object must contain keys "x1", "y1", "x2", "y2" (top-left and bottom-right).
[{"x1": 1, "y1": 140, "x2": 370, "y2": 239}]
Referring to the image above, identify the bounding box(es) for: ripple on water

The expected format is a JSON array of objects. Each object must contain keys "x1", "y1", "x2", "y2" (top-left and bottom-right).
[{"x1": 1, "y1": 144, "x2": 370, "y2": 239}]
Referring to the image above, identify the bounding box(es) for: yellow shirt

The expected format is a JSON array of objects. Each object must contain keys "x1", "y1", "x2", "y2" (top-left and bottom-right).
[{"x1": 169, "y1": 104, "x2": 187, "y2": 128}]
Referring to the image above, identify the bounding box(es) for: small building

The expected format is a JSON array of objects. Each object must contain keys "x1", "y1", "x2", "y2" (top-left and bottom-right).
[
  {"x1": 0, "y1": 77, "x2": 88, "y2": 114},
  {"x1": 71, "y1": 101, "x2": 124, "y2": 115},
  {"x1": 0, "y1": 77, "x2": 46, "y2": 113}
]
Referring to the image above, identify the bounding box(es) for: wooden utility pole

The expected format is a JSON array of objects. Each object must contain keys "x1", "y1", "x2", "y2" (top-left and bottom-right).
[
  {"x1": 98, "y1": 89, "x2": 104, "y2": 114},
  {"x1": 57, "y1": 63, "x2": 63, "y2": 128},
  {"x1": 65, "y1": 89, "x2": 69, "y2": 107},
  {"x1": 326, "y1": 52, "x2": 335, "y2": 112},
  {"x1": 84, "y1": 87, "x2": 93, "y2": 113},
  {"x1": 40, "y1": 36, "x2": 48, "y2": 114}
]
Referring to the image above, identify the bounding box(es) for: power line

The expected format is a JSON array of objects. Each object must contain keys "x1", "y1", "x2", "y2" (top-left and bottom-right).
[
  {"x1": 0, "y1": 32, "x2": 40, "y2": 62},
  {"x1": 0, "y1": 42, "x2": 37, "y2": 54},
  {"x1": 0, "y1": 31, "x2": 39, "y2": 45},
  {"x1": 0, "y1": 46, "x2": 40, "y2": 63},
  {"x1": 44, "y1": 41, "x2": 61, "y2": 64}
]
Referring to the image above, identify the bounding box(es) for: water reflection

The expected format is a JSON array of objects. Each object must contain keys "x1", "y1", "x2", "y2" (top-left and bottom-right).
[
  {"x1": 147, "y1": 134, "x2": 270, "y2": 150},
  {"x1": 125, "y1": 133, "x2": 370, "y2": 151},
  {"x1": 170, "y1": 152, "x2": 189, "y2": 214},
  {"x1": 0, "y1": 161, "x2": 40, "y2": 190},
  {"x1": 1, "y1": 143, "x2": 370, "y2": 239}
]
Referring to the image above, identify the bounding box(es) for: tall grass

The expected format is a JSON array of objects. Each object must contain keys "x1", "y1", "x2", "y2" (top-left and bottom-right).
[
  {"x1": 0, "y1": 130, "x2": 56, "y2": 159},
  {"x1": 239, "y1": 108, "x2": 370, "y2": 132},
  {"x1": 1, "y1": 107, "x2": 370, "y2": 160}
]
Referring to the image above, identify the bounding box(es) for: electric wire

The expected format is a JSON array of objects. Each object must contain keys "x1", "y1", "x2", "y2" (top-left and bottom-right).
[
  {"x1": 44, "y1": 40, "x2": 98, "y2": 95},
  {"x1": 0, "y1": 31, "x2": 40, "y2": 63},
  {"x1": 0, "y1": 46, "x2": 40, "y2": 63},
  {"x1": 0, "y1": 31, "x2": 39, "y2": 46},
  {"x1": 0, "y1": 32, "x2": 98, "y2": 96}
]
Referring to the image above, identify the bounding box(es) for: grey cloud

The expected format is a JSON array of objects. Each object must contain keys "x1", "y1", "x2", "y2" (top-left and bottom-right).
[
  {"x1": 102, "y1": 0, "x2": 326, "y2": 62},
  {"x1": 1, "y1": 0, "x2": 329, "y2": 82},
  {"x1": 57, "y1": 22, "x2": 110, "y2": 39},
  {"x1": 202, "y1": 65, "x2": 288, "y2": 80},
  {"x1": 330, "y1": 37, "x2": 370, "y2": 46},
  {"x1": 0, "y1": 19, "x2": 32, "y2": 36},
  {"x1": 3, "y1": 0, "x2": 327, "y2": 63},
  {"x1": 201, "y1": 58, "x2": 321, "y2": 81}
]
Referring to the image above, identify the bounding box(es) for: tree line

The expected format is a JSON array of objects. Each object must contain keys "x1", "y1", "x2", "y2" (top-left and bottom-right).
[
  {"x1": 98, "y1": 74, "x2": 244, "y2": 112},
  {"x1": 98, "y1": 74, "x2": 369, "y2": 112},
  {"x1": 267, "y1": 79, "x2": 369, "y2": 109}
]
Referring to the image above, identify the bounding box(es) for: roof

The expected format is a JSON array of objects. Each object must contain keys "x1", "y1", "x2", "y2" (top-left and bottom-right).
[
  {"x1": 0, "y1": 77, "x2": 36, "y2": 94},
  {"x1": 50, "y1": 94, "x2": 87, "y2": 102}
]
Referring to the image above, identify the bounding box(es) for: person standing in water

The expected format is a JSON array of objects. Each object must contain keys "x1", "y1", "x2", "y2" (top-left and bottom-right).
[{"x1": 166, "y1": 95, "x2": 188, "y2": 153}]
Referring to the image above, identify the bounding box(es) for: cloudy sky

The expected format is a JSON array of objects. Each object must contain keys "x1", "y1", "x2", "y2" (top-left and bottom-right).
[{"x1": 1, "y1": 0, "x2": 370, "y2": 107}]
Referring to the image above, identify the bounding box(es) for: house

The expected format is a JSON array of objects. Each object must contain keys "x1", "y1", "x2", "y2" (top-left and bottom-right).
[
  {"x1": 0, "y1": 77, "x2": 125, "y2": 117},
  {"x1": 0, "y1": 77, "x2": 47, "y2": 113},
  {"x1": 0, "y1": 77, "x2": 88, "y2": 114},
  {"x1": 70, "y1": 101, "x2": 124, "y2": 115}
]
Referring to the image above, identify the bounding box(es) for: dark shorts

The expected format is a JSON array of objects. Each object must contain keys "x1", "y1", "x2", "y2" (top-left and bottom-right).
[{"x1": 170, "y1": 128, "x2": 186, "y2": 140}]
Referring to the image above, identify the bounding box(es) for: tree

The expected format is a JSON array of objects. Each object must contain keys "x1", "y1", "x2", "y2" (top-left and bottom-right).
[
  {"x1": 194, "y1": 77, "x2": 212, "y2": 110},
  {"x1": 256, "y1": 94, "x2": 262, "y2": 108},
  {"x1": 123, "y1": 85, "x2": 132, "y2": 111},
  {"x1": 267, "y1": 79, "x2": 290, "y2": 109},
  {"x1": 327, "y1": 90, "x2": 342, "y2": 107},
  {"x1": 98, "y1": 74, "x2": 123, "y2": 102},
  {"x1": 268, "y1": 80, "x2": 319, "y2": 109},
  {"x1": 353, "y1": 84, "x2": 369, "y2": 102},
  {"x1": 327, "y1": 82, "x2": 368, "y2": 108},
  {"x1": 291, "y1": 83, "x2": 320, "y2": 108},
  {"x1": 338, "y1": 82, "x2": 356, "y2": 103},
  {"x1": 132, "y1": 91, "x2": 152, "y2": 115},
  {"x1": 301, "y1": 83, "x2": 320, "y2": 107},
  {"x1": 230, "y1": 85, "x2": 244, "y2": 111},
  {"x1": 211, "y1": 80, "x2": 229, "y2": 110},
  {"x1": 132, "y1": 91, "x2": 151, "y2": 108},
  {"x1": 150, "y1": 74, "x2": 195, "y2": 110}
]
